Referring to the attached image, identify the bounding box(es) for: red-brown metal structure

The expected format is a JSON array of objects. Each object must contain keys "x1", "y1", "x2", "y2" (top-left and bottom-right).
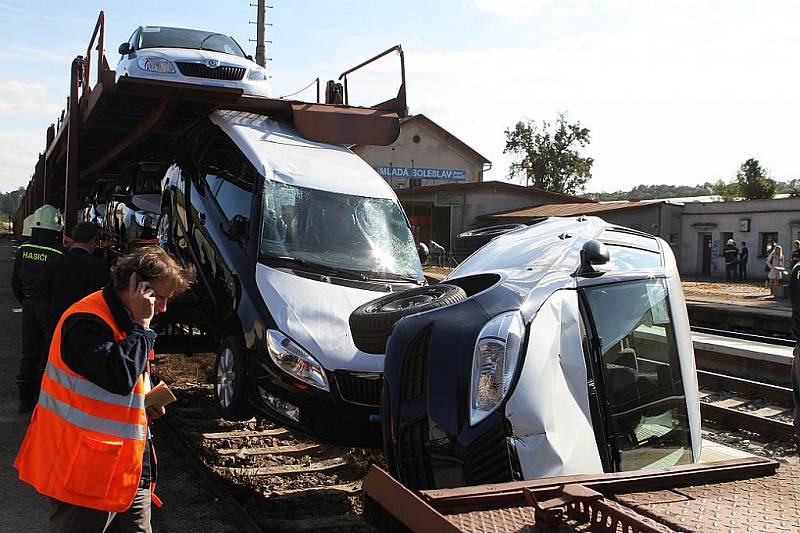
[{"x1": 15, "y1": 11, "x2": 407, "y2": 237}]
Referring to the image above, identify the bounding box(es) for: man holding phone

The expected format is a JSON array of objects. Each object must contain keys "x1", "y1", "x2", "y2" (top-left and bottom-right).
[{"x1": 14, "y1": 246, "x2": 195, "y2": 533}]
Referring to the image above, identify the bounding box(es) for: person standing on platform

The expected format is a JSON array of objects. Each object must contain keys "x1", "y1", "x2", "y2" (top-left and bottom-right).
[
  {"x1": 738, "y1": 241, "x2": 749, "y2": 282},
  {"x1": 766, "y1": 244, "x2": 785, "y2": 289},
  {"x1": 14, "y1": 246, "x2": 195, "y2": 533},
  {"x1": 789, "y1": 259, "x2": 800, "y2": 452},
  {"x1": 46, "y1": 221, "x2": 109, "y2": 327},
  {"x1": 11, "y1": 205, "x2": 64, "y2": 413},
  {"x1": 723, "y1": 238, "x2": 738, "y2": 282},
  {"x1": 791, "y1": 240, "x2": 800, "y2": 271}
]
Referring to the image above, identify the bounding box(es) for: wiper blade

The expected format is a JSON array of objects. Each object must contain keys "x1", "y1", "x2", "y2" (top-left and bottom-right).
[{"x1": 263, "y1": 255, "x2": 366, "y2": 280}]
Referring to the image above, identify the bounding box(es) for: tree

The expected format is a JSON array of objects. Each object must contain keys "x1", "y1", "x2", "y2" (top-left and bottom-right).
[
  {"x1": 735, "y1": 158, "x2": 776, "y2": 200},
  {"x1": 711, "y1": 178, "x2": 740, "y2": 201},
  {"x1": 504, "y1": 113, "x2": 593, "y2": 194}
]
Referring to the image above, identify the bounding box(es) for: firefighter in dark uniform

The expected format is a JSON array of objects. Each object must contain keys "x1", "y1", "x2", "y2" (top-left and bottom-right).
[{"x1": 11, "y1": 204, "x2": 64, "y2": 413}]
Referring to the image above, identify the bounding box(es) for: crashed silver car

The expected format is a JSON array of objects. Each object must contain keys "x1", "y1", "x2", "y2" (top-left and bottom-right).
[{"x1": 349, "y1": 216, "x2": 701, "y2": 489}]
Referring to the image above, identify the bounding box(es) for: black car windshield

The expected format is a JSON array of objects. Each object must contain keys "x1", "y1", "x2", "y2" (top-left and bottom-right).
[
  {"x1": 260, "y1": 180, "x2": 423, "y2": 281},
  {"x1": 138, "y1": 27, "x2": 246, "y2": 58}
]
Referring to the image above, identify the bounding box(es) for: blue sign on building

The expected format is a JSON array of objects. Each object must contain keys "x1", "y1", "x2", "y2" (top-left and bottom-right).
[{"x1": 377, "y1": 165, "x2": 467, "y2": 181}]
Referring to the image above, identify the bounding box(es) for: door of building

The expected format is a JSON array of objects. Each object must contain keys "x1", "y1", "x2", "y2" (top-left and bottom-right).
[
  {"x1": 431, "y1": 206, "x2": 452, "y2": 251},
  {"x1": 701, "y1": 234, "x2": 712, "y2": 277}
]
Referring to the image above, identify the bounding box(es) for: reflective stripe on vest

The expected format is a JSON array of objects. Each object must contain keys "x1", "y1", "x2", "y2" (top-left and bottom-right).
[
  {"x1": 45, "y1": 363, "x2": 145, "y2": 409},
  {"x1": 38, "y1": 389, "x2": 147, "y2": 441}
]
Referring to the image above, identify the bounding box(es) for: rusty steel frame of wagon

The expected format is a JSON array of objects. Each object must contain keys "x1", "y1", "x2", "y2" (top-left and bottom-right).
[
  {"x1": 14, "y1": 10, "x2": 409, "y2": 239},
  {"x1": 362, "y1": 456, "x2": 780, "y2": 532}
]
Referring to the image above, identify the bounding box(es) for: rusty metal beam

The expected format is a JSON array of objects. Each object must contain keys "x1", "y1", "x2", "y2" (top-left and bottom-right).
[
  {"x1": 291, "y1": 103, "x2": 400, "y2": 146},
  {"x1": 420, "y1": 457, "x2": 778, "y2": 514},
  {"x1": 79, "y1": 97, "x2": 172, "y2": 180},
  {"x1": 64, "y1": 57, "x2": 83, "y2": 234},
  {"x1": 362, "y1": 466, "x2": 462, "y2": 533}
]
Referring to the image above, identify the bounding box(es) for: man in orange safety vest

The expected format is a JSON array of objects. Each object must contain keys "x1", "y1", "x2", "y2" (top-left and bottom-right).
[{"x1": 15, "y1": 246, "x2": 195, "y2": 532}]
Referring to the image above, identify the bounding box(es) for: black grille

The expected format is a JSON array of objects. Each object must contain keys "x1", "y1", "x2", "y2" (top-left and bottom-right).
[
  {"x1": 468, "y1": 424, "x2": 512, "y2": 485},
  {"x1": 334, "y1": 371, "x2": 382, "y2": 406},
  {"x1": 397, "y1": 417, "x2": 433, "y2": 490},
  {"x1": 176, "y1": 62, "x2": 245, "y2": 80},
  {"x1": 400, "y1": 328, "x2": 431, "y2": 402}
]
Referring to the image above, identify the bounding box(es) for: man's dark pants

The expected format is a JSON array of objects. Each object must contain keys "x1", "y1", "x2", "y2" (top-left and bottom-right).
[
  {"x1": 18, "y1": 298, "x2": 52, "y2": 391},
  {"x1": 739, "y1": 261, "x2": 747, "y2": 281},
  {"x1": 725, "y1": 263, "x2": 736, "y2": 282},
  {"x1": 50, "y1": 487, "x2": 152, "y2": 533}
]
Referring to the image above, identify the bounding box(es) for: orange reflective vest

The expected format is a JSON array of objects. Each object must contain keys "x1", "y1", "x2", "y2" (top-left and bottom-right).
[{"x1": 14, "y1": 290, "x2": 149, "y2": 512}]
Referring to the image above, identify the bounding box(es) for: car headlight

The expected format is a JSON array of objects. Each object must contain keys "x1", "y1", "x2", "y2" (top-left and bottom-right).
[
  {"x1": 470, "y1": 311, "x2": 525, "y2": 426},
  {"x1": 266, "y1": 330, "x2": 329, "y2": 391},
  {"x1": 137, "y1": 56, "x2": 175, "y2": 73},
  {"x1": 247, "y1": 68, "x2": 268, "y2": 80}
]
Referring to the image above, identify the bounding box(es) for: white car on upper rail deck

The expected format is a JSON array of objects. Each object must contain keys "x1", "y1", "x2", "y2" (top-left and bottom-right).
[{"x1": 116, "y1": 26, "x2": 270, "y2": 97}]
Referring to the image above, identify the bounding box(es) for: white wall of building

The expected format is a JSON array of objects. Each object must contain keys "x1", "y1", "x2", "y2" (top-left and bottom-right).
[{"x1": 680, "y1": 198, "x2": 800, "y2": 279}]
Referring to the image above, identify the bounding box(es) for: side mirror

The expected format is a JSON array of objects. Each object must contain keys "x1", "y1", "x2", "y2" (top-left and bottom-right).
[
  {"x1": 417, "y1": 242, "x2": 429, "y2": 265},
  {"x1": 246, "y1": 54, "x2": 254, "y2": 61},
  {"x1": 577, "y1": 240, "x2": 610, "y2": 277},
  {"x1": 118, "y1": 42, "x2": 132, "y2": 55}
]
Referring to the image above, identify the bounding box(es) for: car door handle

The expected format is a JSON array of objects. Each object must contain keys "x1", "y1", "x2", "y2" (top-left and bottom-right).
[{"x1": 198, "y1": 212, "x2": 206, "y2": 225}]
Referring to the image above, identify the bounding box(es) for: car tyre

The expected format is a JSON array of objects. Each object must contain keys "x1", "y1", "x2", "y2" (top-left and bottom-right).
[
  {"x1": 453, "y1": 224, "x2": 526, "y2": 262},
  {"x1": 157, "y1": 207, "x2": 174, "y2": 250},
  {"x1": 349, "y1": 284, "x2": 467, "y2": 354},
  {"x1": 214, "y1": 336, "x2": 254, "y2": 421}
]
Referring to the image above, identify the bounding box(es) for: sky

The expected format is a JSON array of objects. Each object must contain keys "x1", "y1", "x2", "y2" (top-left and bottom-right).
[{"x1": 1, "y1": 0, "x2": 799, "y2": 194}]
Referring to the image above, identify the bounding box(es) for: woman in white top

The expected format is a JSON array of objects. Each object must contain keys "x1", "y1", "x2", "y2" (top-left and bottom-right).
[{"x1": 766, "y1": 244, "x2": 785, "y2": 288}]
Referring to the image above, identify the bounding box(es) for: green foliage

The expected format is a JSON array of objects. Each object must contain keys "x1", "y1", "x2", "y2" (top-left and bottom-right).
[
  {"x1": 734, "y1": 158, "x2": 776, "y2": 200},
  {"x1": 504, "y1": 113, "x2": 593, "y2": 194},
  {"x1": 711, "y1": 179, "x2": 740, "y2": 201},
  {"x1": 585, "y1": 183, "x2": 714, "y2": 201},
  {"x1": 785, "y1": 179, "x2": 800, "y2": 198},
  {"x1": 0, "y1": 187, "x2": 25, "y2": 218}
]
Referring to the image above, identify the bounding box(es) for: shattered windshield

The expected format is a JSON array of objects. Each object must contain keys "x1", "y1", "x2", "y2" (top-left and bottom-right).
[
  {"x1": 259, "y1": 180, "x2": 423, "y2": 281},
  {"x1": 138, "y1": 27, "x2": 246, "y2": 58}
]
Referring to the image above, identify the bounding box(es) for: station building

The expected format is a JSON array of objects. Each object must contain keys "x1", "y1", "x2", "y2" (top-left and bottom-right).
[
  {"x1": 351, "y1": 114, "x2": 491, "y2": 190},
  {"x1": 680, "y1": 197, "x2": 800, "y2": 279},
  {"x1": 352, "y1": 114, "x2": 593, "y2": 250}
]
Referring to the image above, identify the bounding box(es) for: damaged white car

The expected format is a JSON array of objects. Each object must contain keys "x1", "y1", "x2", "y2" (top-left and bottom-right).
[{"x1": 349, "y1": 216, "x2": 701, "y2": 489}]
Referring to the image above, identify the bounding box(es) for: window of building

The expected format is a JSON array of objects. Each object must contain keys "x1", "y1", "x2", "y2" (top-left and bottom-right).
[
  {"x1": 759, "y1": 232, "x2": 779, "y2": 258},
  {"x1": 669, "y1": 233, "x2": 679, "y2": 246},
  {"x1": 719, "y1": 232, "x2": 733, "y2": 257}
]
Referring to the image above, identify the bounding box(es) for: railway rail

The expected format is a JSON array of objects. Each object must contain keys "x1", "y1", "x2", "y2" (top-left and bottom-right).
[
  {"x1": 691, "y1": 326, "x2": 796, "y2": 442},
  {"x1": 151, "y1": 353, "x2": 380, "y2": 533}
]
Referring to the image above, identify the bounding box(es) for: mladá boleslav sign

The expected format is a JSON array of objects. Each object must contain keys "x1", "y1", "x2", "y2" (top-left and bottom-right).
[{"x1": 377, "y1": 165, "x2": 467, "y2": 181}]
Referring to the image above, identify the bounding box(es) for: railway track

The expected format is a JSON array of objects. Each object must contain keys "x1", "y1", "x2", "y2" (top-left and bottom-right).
[{"x1": 152, "y1": 354, "x2": 379, "y2": 533}]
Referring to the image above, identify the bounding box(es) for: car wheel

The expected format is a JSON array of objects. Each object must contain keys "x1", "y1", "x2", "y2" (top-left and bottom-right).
[
  {"x1": 349, "y1": 284, "x2": 467, "y2": 354},
  {"x1": 157, "y1": 207, "x2": 173, "y2": 249},
  {"x1": 453, "y1": 224, "x2": 526, "y2": 262},
  {"x1": 214, "y1": 336, "x2": 254, "y2": 421}
]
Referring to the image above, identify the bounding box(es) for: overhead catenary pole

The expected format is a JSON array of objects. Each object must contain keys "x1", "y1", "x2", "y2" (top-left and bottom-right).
[{"x1": 255, "y1": 0, "x2": 267, "y2": 67}]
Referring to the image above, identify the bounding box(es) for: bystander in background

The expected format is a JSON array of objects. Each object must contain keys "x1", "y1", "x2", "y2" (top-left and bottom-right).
[
  {"x1": 791, "y1": 240, "x2": 800, "y2": 270},
  {"x1": 46, "y1": 222, "x2": 109, "y2": 328},
  {"x1": 738, "y1": 241, "x2": 749, "y2": 281},
  {"x1": 724, "y1": 238, "x2": 738, "y2": 282},
  {"x1": 766, "y1": 244, "x2": 785, "y2": 289}
]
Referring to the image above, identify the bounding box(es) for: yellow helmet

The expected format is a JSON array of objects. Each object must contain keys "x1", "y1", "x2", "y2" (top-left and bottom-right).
[{"x1": 31, "y1": 204, "x2": 64, "y2": 232}]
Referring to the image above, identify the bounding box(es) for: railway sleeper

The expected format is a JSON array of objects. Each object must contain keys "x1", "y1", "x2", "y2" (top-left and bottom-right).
[{"x1": 218, "y1": 456, "x2": 355, "y2": 477}]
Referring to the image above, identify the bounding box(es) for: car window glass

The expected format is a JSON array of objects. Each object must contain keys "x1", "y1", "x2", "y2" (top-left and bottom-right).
[
  {"x1": 138, "y1": 26, "x2": 246, "y2": 58},
  {"x1": 598, "y1": 245, "x2": 662, "y2": 271},
  {"x1": 199, "y1": 133, "x2": 238, "y2": 196},
  {"x1": 584, "y1": 279, "x2": 692, "y2": 471},
  {"x1": 214, "y1": 160, "x2": 256, "y2": 222},
  {"x1": 600, "y1": 230, "x2": 660, "y2": 252}
]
